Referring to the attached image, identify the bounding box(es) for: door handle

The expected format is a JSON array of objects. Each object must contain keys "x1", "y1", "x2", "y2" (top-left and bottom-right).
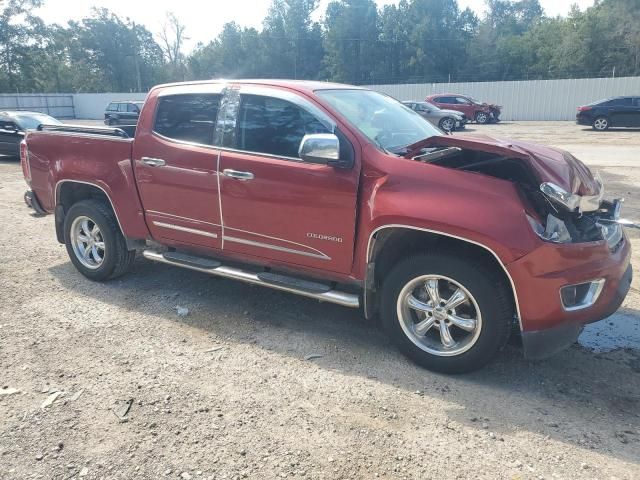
[
  {"x1": 223, "y1": 169, "x2": 254, "y2": 181},
  {"x1": 141, "y1": 157, "x2": 166, "y2": 167}
]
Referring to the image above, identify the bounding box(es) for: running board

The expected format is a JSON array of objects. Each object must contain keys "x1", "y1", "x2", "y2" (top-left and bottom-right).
[{"x1": 142, "y1": 250, "x2": 360, "y2": 308}]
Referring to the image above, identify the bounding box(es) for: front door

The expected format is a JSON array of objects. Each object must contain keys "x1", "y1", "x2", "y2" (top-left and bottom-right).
[
  {"x1": 132, "y1": 89, "x2": 223, "y2": 249},
  {"x1": 216, "y1": 86, "x2": 360, "y2": 275},
  {"x1": 0, "y1": 120, "x2": 21, "y2": 157}
]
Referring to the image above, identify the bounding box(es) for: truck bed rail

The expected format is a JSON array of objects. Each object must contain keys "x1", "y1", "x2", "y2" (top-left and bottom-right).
[{"x1": 37, "y1": 123, "x2": 133, "y2": 139}]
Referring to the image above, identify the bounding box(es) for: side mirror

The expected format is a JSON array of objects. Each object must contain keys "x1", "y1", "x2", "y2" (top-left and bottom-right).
[{"x1": 299, "y1": 133, "x2": 340, "y2": 166}]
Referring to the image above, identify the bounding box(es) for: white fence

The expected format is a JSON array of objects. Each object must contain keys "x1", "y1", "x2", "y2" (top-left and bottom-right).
[
  {"x1": 73, "y1": 93, "x2": 147, "y2": 119},
  {"x1": 3, "y1": 76, "x2": 640, "y2": 121},
  {"x1": 365, "y1": 76, "x2": 640, "y2": 121},
  {"x1": 0, "y1": 94, "x2": 75, "y2": 118}
]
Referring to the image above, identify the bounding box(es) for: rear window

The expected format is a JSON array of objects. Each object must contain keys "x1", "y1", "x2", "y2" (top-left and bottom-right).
[
  {"x1": 107, "y1": 103, "x2": 117, "y2": 111},
  {"x1": 153, "y1": 94, "x2": 220, "y2": 145}
]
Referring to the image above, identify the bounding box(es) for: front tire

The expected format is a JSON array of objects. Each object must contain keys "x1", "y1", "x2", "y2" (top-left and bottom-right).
[
  {"x1": 380, "y1": 253, "x2": 513, "y2": 374},
  {"x1": 475, "y1": 111, "x2": 489, "y2": 124},
  {"x1": 63, "y1": 200, "x2": 135, "y2": 281},
  {"x1": 439, "y1": 117, "x2": 456, "y2": 132},
  {"x1": 592, "y1": 116, "x2": 609, "y2": 131}
]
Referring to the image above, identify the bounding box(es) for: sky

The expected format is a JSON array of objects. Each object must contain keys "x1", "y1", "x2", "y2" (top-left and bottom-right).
[{"x1": 34, "y1": 0, "x2": 596, "y2": 52}]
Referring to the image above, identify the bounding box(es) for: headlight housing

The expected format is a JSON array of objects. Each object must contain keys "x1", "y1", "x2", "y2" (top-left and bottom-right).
[{"x1": 526, "y1": 213, "x2": 572, "y2": 243}]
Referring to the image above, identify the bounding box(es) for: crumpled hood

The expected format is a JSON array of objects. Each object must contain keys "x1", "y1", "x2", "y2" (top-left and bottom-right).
[{"x1": 404, "y1": 134, "x2": 601, "y2": 196}]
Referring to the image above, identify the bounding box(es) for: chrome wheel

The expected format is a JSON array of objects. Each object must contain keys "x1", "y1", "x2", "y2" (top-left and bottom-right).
[
  {"x1": 475, "y1": 112, "x2": 488, "y2": 124},
  {"x1": 396, "y1": 275, "x2": 482, "y2": 357},
  {"x1": 70, "y1": 216, "x2": 105, "y2": 269},
  {"x1": 593, "y1": 118, "x2": 608, "y2": 130},
  {"x1": 440, "y1": 118, "x2": 455, "y2": 131}
]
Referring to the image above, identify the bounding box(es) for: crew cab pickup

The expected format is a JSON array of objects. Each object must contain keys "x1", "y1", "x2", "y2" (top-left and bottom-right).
[{"x1": 21, "y1": 80, "x2": 633, "y2": 373}]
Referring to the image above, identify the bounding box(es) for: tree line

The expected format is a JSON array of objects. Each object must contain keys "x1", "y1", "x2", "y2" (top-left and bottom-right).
[{"x1": 1, "y1": 0, "x2": 639, "y2": 94}]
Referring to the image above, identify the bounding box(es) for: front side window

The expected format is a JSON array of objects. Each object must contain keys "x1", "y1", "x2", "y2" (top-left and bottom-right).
[
  {"x1": 455, "y1": 97, "x2": 471, "y2": 104},
  {"x1": 154, "y1": 94, "x2": 220, "y2": 145},
  {"x1": 317, "y1": 89, "x2": 441, "y2": 153},
  {"x1": 236, "y1": 94, "x2": 329, "y2": 158},
  {"x1": 434, "y1": 96, "x2": 450, "y2": 104}
]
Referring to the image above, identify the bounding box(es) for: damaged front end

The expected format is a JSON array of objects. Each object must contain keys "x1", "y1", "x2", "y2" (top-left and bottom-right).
[{"x1": 403, "y1": 135, "x2": 638, "y2": 250}]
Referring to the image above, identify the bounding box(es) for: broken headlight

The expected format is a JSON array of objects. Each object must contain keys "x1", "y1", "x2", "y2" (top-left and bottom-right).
[{"x1": 527, "y1": 213, "x2": 572, "y2": 243}]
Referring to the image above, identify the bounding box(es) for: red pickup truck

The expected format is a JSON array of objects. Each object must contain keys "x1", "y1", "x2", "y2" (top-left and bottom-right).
[{"x1": 21, "y1": 80, "x2": 633, "y2": 373}]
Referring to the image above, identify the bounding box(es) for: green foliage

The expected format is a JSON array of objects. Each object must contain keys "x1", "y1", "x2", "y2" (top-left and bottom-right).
[{"x1": 1, "y1": 0, "x2": 640, "y2": 92}]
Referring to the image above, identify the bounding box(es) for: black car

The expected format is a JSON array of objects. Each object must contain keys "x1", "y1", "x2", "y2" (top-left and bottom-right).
[
  {"x1": 576, "y1": 96, "x2": 640, "y2": 131},
  {"x1": 104, "y1": 101, "x2": 144, "y2": 125},
  {"x1": 0, "y1": 111, "x2": 62, "y2": 158}
]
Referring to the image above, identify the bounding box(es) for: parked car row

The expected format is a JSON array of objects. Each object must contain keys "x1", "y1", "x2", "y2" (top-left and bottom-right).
[
  {"x1": 104, "y1": 100, "x2": 144, "y2": 125},
  {"x1": 576, "y1": 96, "x2": 640, "y2": 131},
  {"x1": 0, "y1": 111, "x2": 61, "y2": 157}
]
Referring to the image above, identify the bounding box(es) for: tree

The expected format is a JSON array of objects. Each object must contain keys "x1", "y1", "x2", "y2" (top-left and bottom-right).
[
  {"x1": 323, "y1": 0, "x2": 381, "y2": 84},
  {"x1": 0, "y1": 0, "x2": 45, "y2": 92},
  {"x1": 159, "y1": 12, "x2": 189, "y2": 82}
]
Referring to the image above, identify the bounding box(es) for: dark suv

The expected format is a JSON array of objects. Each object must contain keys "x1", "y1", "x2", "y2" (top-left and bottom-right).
[
  {"x1": 104, "y1": 101, "x2": 144, "y2": 126},
  {"x1": 576, "y1": 96, "x2": 640, "y2": 131}
]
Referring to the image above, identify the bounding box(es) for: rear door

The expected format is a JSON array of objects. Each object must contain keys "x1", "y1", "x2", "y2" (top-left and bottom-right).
[
  {"x1": 608, "y1": 97, "x2": 635, "y2": 127},
  {"x1": 132, "y1": 87, "x2": 223, "y2": 249},
  {"x1": 216, "y1": 85, "x2": 360, "y2": 274},
  {"x1": 631, "y1": 97, "x2": 640, "y2": 127}
]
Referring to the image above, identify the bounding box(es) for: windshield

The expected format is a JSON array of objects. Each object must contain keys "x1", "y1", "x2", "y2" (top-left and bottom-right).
[
  {"x1": 316, "y1": 89, "x2": 441, "y2": 152},
  {"x1": 14, "y1": 113, "x2": 61, "y2": 130}
]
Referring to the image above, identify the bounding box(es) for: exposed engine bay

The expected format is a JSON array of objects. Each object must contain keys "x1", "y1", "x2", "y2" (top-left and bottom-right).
[{"x1": 411, "y1": 146, "x2": 634, "y2": 248}]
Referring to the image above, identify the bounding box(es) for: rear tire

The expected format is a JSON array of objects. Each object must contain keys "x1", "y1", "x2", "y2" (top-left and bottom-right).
[
  {"x1": 592, "y1": 116, "x2": 609, "y2": 131},
  {"x1": 380, "y1": 252, "x2": 513, "y2": 374},
  {"x1": 63, "y1": 200, "x2": 135, "y2": 281}
]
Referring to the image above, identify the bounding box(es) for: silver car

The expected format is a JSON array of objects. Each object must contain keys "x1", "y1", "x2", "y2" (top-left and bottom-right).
[{"x1": 403, "y1": 101, "x2": 467, "y2": 131}]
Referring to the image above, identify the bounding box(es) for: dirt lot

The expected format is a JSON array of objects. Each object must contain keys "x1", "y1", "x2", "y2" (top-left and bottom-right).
[{"x1": 1, "y1": 121, "x2": 639, "y2": 480}]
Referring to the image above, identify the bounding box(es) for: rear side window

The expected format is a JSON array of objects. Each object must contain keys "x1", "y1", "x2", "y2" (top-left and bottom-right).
[
  {"x1": 153, "y1": 94, "x2": 220, "y2": 145},
  {"x1": 605, "y1": 98, "x2": 633, "y2": 106},
  {"x1": 236, "y1": 94, "x2": 330, "y2": 158},
  {"x1": 435, "y1": 96, "x2": 452, "y2": 104},
  {"x1": 117, "y1": 103, "x2": 127, "y2": 112}
]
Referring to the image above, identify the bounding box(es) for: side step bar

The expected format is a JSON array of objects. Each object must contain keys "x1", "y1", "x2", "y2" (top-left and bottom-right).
[{"x1": 142, "y1": 250, "x2": 360, "y2": 309}]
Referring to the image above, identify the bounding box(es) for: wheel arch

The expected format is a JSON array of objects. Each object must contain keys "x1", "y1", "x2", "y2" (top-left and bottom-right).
[
  {"x1": 55, "y1": 180, "x2": 125, "y2": 244},
  {"x1": 364, "y1": 225, "x2": 521, "y2": 328}
]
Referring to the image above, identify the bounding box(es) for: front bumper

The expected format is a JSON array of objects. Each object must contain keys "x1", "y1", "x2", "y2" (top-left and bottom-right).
[
  {"x1": 508, "y1": 233, "x2": 632, "y2": 359},
  {"x1": 521, "y1": 264, "x2": 632, "y2": 359}
]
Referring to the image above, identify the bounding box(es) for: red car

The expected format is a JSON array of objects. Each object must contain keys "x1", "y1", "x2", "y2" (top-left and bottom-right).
[
  {"x1": 426, "y1": 93, "x2": 501, "y2": 124},
  {"x1": 21, "y1": 80, "x2": 632, "y2": 373}
]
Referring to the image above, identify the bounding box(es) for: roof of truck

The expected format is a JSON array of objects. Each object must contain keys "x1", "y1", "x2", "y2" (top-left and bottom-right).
[{"x1": 151, "y1": 79, "x2": 366, "y2": 94}]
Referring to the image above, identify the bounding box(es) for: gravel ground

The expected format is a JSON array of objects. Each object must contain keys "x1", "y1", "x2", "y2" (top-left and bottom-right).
[{"x1": 1, "y1": 121, "x2": 639, "y2": 480}]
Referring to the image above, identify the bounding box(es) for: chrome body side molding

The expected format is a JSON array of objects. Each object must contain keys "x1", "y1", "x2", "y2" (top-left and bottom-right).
[{"x1": 152, "y1": 221, "x2": 218, "y2": 239}]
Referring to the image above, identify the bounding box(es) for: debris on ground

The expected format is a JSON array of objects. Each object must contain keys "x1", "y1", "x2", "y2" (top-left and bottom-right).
[
  {"x1": 113, "y1": 398, "x2": 134, "y2": 421},
  {"x1": 41, "y1": 391, "x2": 64, "y2": 409},
  {"x1": 70, "y1": 389, "x2": 84, "y2": 401},
  {"x1": 176, "y1": 306, "x2": 189, "y2": 317},
  {"x1": 304, "y1": 354, "x2": 324, "y2": 361},
  {"x1": 0, "y1": 387, "x2": 20, "y2": 396}
]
